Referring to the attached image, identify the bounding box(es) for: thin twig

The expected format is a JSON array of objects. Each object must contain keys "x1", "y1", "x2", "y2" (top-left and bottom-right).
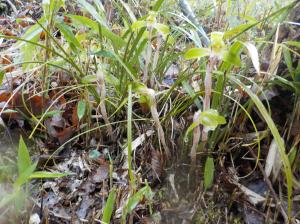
[{"x1": 5, "y1": 0, "x2": 18, "y2": 15}]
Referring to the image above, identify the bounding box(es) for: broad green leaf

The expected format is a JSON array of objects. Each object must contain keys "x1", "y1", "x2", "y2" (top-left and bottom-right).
[
  {"x1": 77, "y1": 99, "x2": 86, "y2": 121},
  {"x1": 204, "y1": 157, "x2": 214, "y2": 190},
  {"x1": 69, "y1": 15, "x2": 126, "y2": 48},
  {"x1": 56, "y1": 22, "x2": 82, "y2": 51},
  {"x1": 131, "y1": 21, "x2": 147, "y2": 29},
  {"x1": 154, "y1": 23, "x2": 170, "y2": 37},
  {"x1": 14, "y1": 162, "x2": 37, "y2": 187},
  {"x1": 185, "y1": 109, "x2": 226, "y2": 140},
  {"x1": 17, "y1": 21, "x2": 43, "y2": 48},
  {"x1": 81, "y1": 75, "x2": 97, "y2": 83},
  {"x1": 43, "y1": 0, "x2": 65, "y2": 19},
  {"x1": 17, "y1": 136, "x2": 31, "y2": 175},
  {"x1": 199, "y1": 109, "x2": 226, "y2": 131},
  {"x1": 223, "y1": 50, "x2": 241, "y2": 66},
  {"x1": 102, "y1": 187, "x2": 117, "y2": 224},
  {"x1": 152, "y1": 0, "x2": 165, "y2": 11},
  {"x1": 29, "y1": 171, "x2": 68, "y2": 179},
  {"x1": 222, "y1": 42, "x2": 243, "y2": 67},
  {"x1": 243, "y1": 42, "x2": 260, "y2": 74},
  {"x1": 184, "y1": 48, "x2": 210, "y2": 60},
  {"x1": 91, "y1": 50, "x2": 116, "y2": 59},
  {"x1": 123, "y1": 186, "x2": 152, "y2": 217},
  {"x1": 68, "y1": 14, "x2": 98, "y2": 30},
  {"x1": 18, "y1": 20, "x2": 44, "y2": 70}
]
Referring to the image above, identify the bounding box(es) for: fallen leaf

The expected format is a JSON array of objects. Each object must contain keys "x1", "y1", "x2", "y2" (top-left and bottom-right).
[{"x1": 91, "y1": 165, "x2": 109, "y2": 183}]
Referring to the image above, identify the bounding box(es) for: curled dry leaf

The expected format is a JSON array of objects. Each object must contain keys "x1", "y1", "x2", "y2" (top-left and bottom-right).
[
  {"x1": 0, "y1": 55, "x2": 14, "y2": 72},
  {"x1": 265, "y1": 138, "x2": 282, "y2": 181}
]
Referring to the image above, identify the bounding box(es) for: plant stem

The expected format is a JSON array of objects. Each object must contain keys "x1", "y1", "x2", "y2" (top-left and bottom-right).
[
  {"x1": 191, "y1": 110, "x2": 201, "y2": 168},
  {"x1": 143, "y1": 26, "x2": 153, "y2": 84},
  {"x1": 202, "y1": 56, "x2": 216, "y2": 142},
  {"x1": 149, "y1": 98, "x2": 170, "y2": 158},
  {"x1": 97, "y1": 69, "x2": 114, "y2": 139}
]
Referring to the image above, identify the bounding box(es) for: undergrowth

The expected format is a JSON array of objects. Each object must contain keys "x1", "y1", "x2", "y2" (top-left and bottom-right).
[{"x1": 0, "y1": 0, "x2": 299, "y2": 223}]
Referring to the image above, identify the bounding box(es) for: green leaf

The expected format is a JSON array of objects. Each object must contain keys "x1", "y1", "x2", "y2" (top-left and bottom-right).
[
  {"x1": 102, "y1": 187, "x2": 117, "y2": 224},
  {"x1": 131, "y1": 21, "x2": 147, "y2": 29},
  {"x1": 224, "y1": 23, "x2": 255, "y2": 40},
  {"x1": 77, "y1": 99, "x2": 86, "y2": 121},
  {"x1": 69, "y1": 15, "x2": 126, "y2": 49},
  {"x1": 17, "y1": 136, "x2": 32, "y2": 175},
  {"x1": 204, "y1": 157, "x2": 214, "y2": 190},
  {"x1": 77, "y1": 0, "x2": 106, "y2": 27},
  {"x1": 285, "y1": 41, "x2": 300, "y2": 48},
  {"x1": 152, "y1": 0, "x2": 165, "y2": 11},
  {"x1": 184, "y1": 48, "x2": 210, "y2": 60},
  {"x1": 199, "y1": 109, "x2": 226, "y2": 131},
  {"x1": 283, "y1": 48, "x2": 294, "y2": 78},
  {"x1": 17, "y1": 20, "x2": 43, "y2": 48},
  {"x1": 81, "y1": 75, "x2": 97, "y2": 83},
  {"x1": 91, "y1": 50, "x2": 116, "y2": 59},
  {"x1": 293, "y1": 81, "x2": 300, "y2": 95},
  {"x1": 37, "y1": 110, "x2": 63, "y2": 119},
  {"x1": 181, "y1": 80, "x2": 202, "y2": 109},
  {"x1": 222, "y1": 42, "x2": 243, "y2": 67},
  {"x1": 123, "y1": 186, "x2": 152, "y2": 217},
  {"x1": 119, "y1": 0, "x2": 137, "y2": 23},
  {"x1": 14, "y1": 162, "x2": 37, "y2": 187},
  {"x1": 0, "y1": 69, "x2": 4, "y2": 86},
  {"x1": 29, "y1": 171, "x2": 68, "y2": 179},
  {"x1": 288, "y1": 147, "x2": 297, "y2": 165},
  {"x1": 154, "y1": 23, "x2": 170, "y2": 36},
  {"x1": 56, "y1": 22, "x2": 82, "y2": 51},
  {"x1": 231, "y1": 77, "x2": 293, "y2": 216}
]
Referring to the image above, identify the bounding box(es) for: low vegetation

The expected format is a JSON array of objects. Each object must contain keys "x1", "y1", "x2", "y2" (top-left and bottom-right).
[{"x1": 0, "y1": 0, "x2": 299, "y2": 223}]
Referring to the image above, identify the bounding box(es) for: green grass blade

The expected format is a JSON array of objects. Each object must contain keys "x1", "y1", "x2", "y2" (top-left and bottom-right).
[
  {"x1": 231, "y1": 77, "x2": 293, "y2": 217},
  {"x1": 102, "y1": 187, "x2": 117, "y2": 224},
  {"x1": 127, "y1": 84, "x2": 135, "y2": 188}
]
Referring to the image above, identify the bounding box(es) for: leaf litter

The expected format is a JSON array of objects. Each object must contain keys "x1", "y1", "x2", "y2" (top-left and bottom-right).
[{"x1": 0, "y1": 0, "x2": 300, "y2": 223}]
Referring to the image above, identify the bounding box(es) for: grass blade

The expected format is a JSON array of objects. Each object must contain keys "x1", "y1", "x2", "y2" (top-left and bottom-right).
[{"x1": 231, "y1": 76, "x2": 293, "y2": 217}]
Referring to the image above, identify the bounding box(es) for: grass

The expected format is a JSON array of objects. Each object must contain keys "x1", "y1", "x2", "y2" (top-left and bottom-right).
[{"x1": 0, "y1": 0, "x2": 299, "y2": 223}]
